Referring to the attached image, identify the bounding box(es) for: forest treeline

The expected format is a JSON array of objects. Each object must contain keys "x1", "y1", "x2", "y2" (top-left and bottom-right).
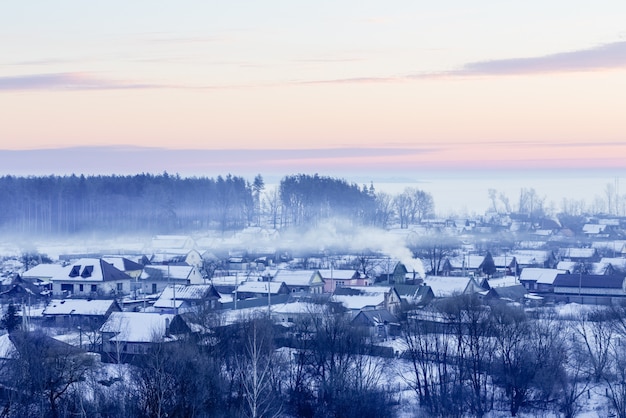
[{"x1": 0, "y1": 173, "x2": 433, "y2": 235}]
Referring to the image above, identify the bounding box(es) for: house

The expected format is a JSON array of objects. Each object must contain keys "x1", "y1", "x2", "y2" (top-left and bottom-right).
[
  {"x1": 519, "y1": 268, "x2": 568, "y2": 292},
  {"x1": 331, "y1": 285, "x2": 402, "y2": 315},
  {"x1": 0, "y1": 275, "x2": 50, "y2": 303},
  {"x1": 102, "y1": 257, "x2": 145, "y2": 297},
  {"x1": 479, "y1": 275, "x2": 520, "y2": 291},
  {"x1": 234, "y1": 281, "x2": 290, "y2": 300},
  {"x1": 42, "y1": 298, "x2": 121, "y2": 327},
  {"x1": 271, "y1": 301, "x2": 321, "y2": 324},
  {"x1": 152, "y1": 284, "x2": 221, "y2": 314},
  {"x1": 318, "y1": 269, "x2": 372, "y2": 293},
  {"x1": 509, "y1": 250, "x2": 558, "y2": 269},
  {"x1": 552, "y1": 274, "x2": 626, "y2": 305},
  {"x1": 100, "y1": 311, "x2": 177, "y2": 362},
  {"x1": 483, "y1": 284, "x2": 528, "y2": 304},
  {"x1": 146, "y1": 235, "x2": 202, "y2": 266},
  {"x1": 600, "y1": 258, "x2": 626, "y2": 274},
  {"x1": 393, "y1": 284, "x2": 435, "y2": 308},
  {"x1": 102, "y1": 257, "x2": 144, "y2": 279},
  {"x1": 351, "y1": 308, "x2": 400, "y2": 342},
  {"x1": 391, "y1": 261, "x2": 424, "y2": 284},
  {"x1": 557, "y1": 261, "x2": 615, "y2": 276},
  {"x1": 422, "y1": 275, "x2": 483, "y2": 298},
  {"x1": 492, "y1": 255, "x2": 518, "y2": 277},
  {"x1": 271, "y1": 270, "x2": 325, "y2": 295},
  {"x1": 557, "y1": 248, "x2": 600, "y2": 263},
  {"x1": 592, "y1": 241, "x2": 626, "y2": 257},
  {"x1": 443, "y1": 254, "x2": 485, "y2": 277},
  {"x1": 50, "y1": 258, "x2": 133, "y2": 297},
  {"x1": 582, "y1": 224, "x2": 608, "y2": 238},
  {"x1": 21, "y1": 263, "x2": 66, "y2": 288},
  {"x1": 139, "y1": 264, "x2": 205, "y2": 295}
]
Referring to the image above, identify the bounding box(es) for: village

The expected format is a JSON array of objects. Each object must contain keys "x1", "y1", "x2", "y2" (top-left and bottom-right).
[{"x1": 1, "y1": 209, "x2": 626, "y2": 417}]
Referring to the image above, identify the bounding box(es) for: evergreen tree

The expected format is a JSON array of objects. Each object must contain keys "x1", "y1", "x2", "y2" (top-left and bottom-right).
[{"x1": 1, "y1": 303, "x2": 21, "y2": 333}]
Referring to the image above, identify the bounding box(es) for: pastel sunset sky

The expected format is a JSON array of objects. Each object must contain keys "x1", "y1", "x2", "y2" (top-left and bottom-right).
[{"x1": 2, "y1": 1, "x2": 626, "y2": 178}]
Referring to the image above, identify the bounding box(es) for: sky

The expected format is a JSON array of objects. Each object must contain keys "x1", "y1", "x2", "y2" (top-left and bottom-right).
[{"x1": 1, "y1": 1, "x2": 626, "y2": 191}]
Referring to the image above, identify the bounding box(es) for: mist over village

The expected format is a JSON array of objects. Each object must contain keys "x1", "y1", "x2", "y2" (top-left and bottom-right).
[{"x1": 0, "y1": 171, "x2": 625, "y2": 417}]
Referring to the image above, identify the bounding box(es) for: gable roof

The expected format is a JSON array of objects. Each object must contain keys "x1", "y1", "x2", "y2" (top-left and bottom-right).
[
  {"x1": 423, "y1": 275, "x2": 481, "y2": 297},
  {"x1": 509, "y1": 250, "x2": 554, "y2": 265},
  {"x1": 318, "y1": 269, "x2": 359, "y2": 280},
  {"x1": 22, "y1": 263, "x2": 66, "y2": 280},
  {"x1": 140, "y1": 265, "x2": 197, "y2": 281},
  {"x1": 582, "y1": 224, "x2": 607, "y2": 234},
  {"x1": 100, "y1": 311, "x2": 176, "y2": 343},
  {"x1": 43, "y1": 298, "x2": 120, "y2": 316},
  {"x1": 553, "y1": 274, "x2": 625, "y2": 290},
  {"x1": 153, "y1": 284, "x2": 220, "y2": 308},
  {"x1": 55, "y1": 258, "x2": 132, "y2": 282},
  {"x1": 273, "y1": 270, "x2": 323, "y2": 286},
  {"x1": 486, "y1": 285, "x2": 527, "y2": 301},
  {"x1": 519, "y1": 268, "x2": 568, "y2": 285},
  {"x1": 558, "y1": 248, "x2": 598, "y2": 259},
  {"x1": 235, "y1": 281, "x2": 287, "y2": 295},
  {"x1": 102, "y1": 257, "x2": 144, "y2": 272},
  {"x1": 330, "y1": 285, "x2": 400, "y2": 311},
  {"x1": 353, "y1": 309, "x2": 399, "y2": 326}
]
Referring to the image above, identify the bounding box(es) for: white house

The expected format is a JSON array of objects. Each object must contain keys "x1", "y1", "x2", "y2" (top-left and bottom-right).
[{"x1": 50, "y1": 258, "x2": 133, "y2": 297}]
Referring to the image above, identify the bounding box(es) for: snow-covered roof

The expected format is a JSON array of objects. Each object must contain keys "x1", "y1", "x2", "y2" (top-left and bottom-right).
[
  {"x1": 157, "y1": 284, "x2": 217, "y2": 301},
  {"x1": 556, "y1": 261, "x2": 577, "y2": 272},
  {"x1": 583, "y1": 224, "x2": 607, "y2": 234},
  {"x1": 100, "y1": 312, "x2": 176, "y2": 343},
  {"x1": 592, "y1": 241, "x2": 626, "y2": 253},
  {"x1": 22, "y1": 263, "x2": 66, "y2": 279},
  {"x1": 558, "y1": 248, "x2": 597, "y2": 259},
  {"x1": 330, "y1": 285, "x2": 397, "y2": 310},
  {"x1": 520, "y1": 268, "x2": 568, "y2": 285},
  {"x1": 448, "y1": 255, "x2": 484, "y2": 269},
  {"x1": 483, "y1": 276, "x2": 519, "y2": 288},
  {"x1": 331, "y1": 294, "x2": 385, "y2": 310},
  {"x1": 271, "y1": 301, "x2": 321, "y2": 315},
  {"x1": 153, "y1": 284, "x2": 219, "y2": 308},
  {"x1": 43, "y1": 298, "x2": 118, "y2": 316},
  {"x1": 509, "y1": 250, "x2": 552, "y2": 265},
  {"x1": 53, "y1": 258, "x2": 132, "y2": 283},
  {"x1": 423, "y1": 276, "x2": 477, "y2": 297},
  {"x1": 273, "y1": 270, "x2": 320, "y2": 286},
  {"x1": 140, "y1": 265, "x2": 195, "y2": 281},
  {"x1": 236, "y1": 281, "x2": 285, "y2": 294},
  {"x1": 0, "y1": 334, "x2": 16, "y2": 359},
  {"x1": 601, "y1": 258, "x2": 626, "y2": 271},
  {"x1": 318, "y1": 269, "x2": 358, "y2": 280},
  {"x1": 102, "y1": 257, "x2": 144, "y2": 272}
]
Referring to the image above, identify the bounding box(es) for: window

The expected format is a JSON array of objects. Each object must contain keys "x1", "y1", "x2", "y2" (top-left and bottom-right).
[
  {"x1": 116, "y1": 283, "x2": 123, "y2": 292},
  {"x1": 69, "y1": 265, "x2": 81, "y2": 277},
  {"x1": 91, "y1": 284, "x2": 97, "y2": 292},
  {"x1": 61, "y1": 284, "x2": 74, "y2": 294},
  {"x1": 79, "y1": 284, "x2": 84, "y2": 292},
  {"x1": 152, "y1": 283, "x2": 157, "y2": 294},
  {"x1": 81, "y1": 265, "x2": 94, "y2": 278}
]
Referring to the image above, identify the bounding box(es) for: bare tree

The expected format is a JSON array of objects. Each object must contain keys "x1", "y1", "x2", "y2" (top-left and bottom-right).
[
  {"x1": 7, "y1": 330, "x2": 96, "y2": 418},
  {"x1": 571, "y1": 308, "x2": 613, "y2": 383},
  {"x1": 401, "y1": 310, "x2": 463, "y2": 417},
  {"x1": 237, "y1": 317, "x2": 282, "y2": 418}
]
